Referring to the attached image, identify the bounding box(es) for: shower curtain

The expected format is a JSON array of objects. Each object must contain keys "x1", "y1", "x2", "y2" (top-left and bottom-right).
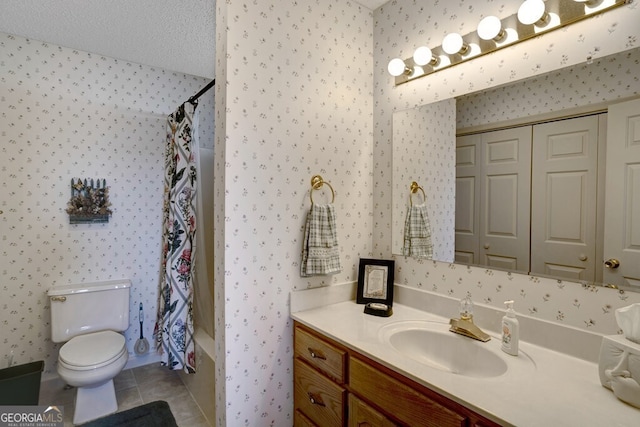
[{"x1": 155, "y1": 102, "x2": 198, "y2": 373}]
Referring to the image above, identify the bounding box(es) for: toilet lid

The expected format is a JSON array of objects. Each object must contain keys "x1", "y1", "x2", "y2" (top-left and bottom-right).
[{"x1": 59, "y1": 331, "x2": 126, "y2": 367}]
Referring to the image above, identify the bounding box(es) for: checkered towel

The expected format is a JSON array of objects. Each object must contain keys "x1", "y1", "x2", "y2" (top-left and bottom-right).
[
  {"x1": 301, "y1": 203, "x2": 342, "y2": 277},
  {"x1": 402, "y1": 202, "x2": 433, "y2": 259}
]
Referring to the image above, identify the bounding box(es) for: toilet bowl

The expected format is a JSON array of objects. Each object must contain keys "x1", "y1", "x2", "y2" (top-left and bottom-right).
[
  {"x1": 48, "y1": 280, "x2": 131, "y2": 425},
  {"x1": 57, "y1": 331, "x2": 128, "y2": 424},
  {"x1": 57, "y1": 330, "x2": 128, "y2": 386}
]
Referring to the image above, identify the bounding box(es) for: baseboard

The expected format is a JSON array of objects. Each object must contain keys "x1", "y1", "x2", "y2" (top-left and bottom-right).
[{"x1": 124, "y1": 351, "x2": 162, "y2": 370}]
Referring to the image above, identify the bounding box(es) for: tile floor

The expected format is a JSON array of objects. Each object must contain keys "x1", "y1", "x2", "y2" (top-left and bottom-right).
[{"x1": 39, "y1": 363, "x2": 212, "y2": 426}]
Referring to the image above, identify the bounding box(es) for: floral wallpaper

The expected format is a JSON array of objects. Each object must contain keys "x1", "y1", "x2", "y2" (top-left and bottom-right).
[
  {"x1": 373, "y1": 0, "x2": 640, "y2": 339},
  {"x1": 457, "y1": 47, "x2": 640, "y2": 129},
  {"x1": 0, "y1": 32, "x2": 214, "y2": 375},
  {"x1": 215, "y1": 1, "x2": 373, "y2": 425},
  {"x1": 213, "y1": 2, "x2": 228, "y2": 425}
]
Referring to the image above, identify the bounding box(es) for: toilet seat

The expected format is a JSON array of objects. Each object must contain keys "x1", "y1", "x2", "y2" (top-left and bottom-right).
[{"x1": 59, "y1": 330, "x2": 127, "y2": 370}]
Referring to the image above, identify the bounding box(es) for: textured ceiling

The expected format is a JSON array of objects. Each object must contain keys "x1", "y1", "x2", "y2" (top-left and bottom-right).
[
  {"x1": 0, "y1": 0, "x2": 216, "y2": 78},
  {"x1": 0, "y1": 0, "x2": 387, "y2": 79}
]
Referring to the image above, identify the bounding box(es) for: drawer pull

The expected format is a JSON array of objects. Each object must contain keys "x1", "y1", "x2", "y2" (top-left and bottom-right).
[
  {"x1": 308, "y1": 392, "x2": 326, "y2": 407},
  {"x1": 308, "y1": 347, "x2": 327, "y2": 360}
]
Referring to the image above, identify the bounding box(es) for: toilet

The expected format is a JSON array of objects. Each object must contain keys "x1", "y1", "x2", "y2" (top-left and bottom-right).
[{"x1": 48, "y1": 279, "x2": 131, "y2": 425}]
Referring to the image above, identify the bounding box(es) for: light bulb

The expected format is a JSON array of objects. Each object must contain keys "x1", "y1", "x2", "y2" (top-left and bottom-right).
[
  {"x1": 413, "y1": 46, "x2": 438, "y2": 66},
  {"x1": 442, "y1": 33, "x2": 469, "y2": 55},
  {"x1": 477, "y1": 16, "x2": 506, "y2": 41},
  {"x1": 517, "y1": 0, "x2": 549, "y2": 26},
  {"x1": 387, "y1": 58, "x2": 410, "y2": 77}
]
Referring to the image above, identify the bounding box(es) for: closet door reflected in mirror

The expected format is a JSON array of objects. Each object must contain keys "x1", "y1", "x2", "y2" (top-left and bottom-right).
[
  {"x1": 456, "y1": 114, "x2": 605, "y2": 283},
  {"x1": 530, "y1": 115, "x2": 604, "y2": 283},
  {"x1": 455, "y1": 127, "x2": 531, "y2": 272},
  {"x1": 603, "y1": 98, "x2": 640, "y2": 290}
]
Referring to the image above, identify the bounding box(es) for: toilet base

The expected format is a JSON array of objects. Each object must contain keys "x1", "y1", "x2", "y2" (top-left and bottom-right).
[{"x1": 72, "y1": 379, "x2": 118, "y2": 425}]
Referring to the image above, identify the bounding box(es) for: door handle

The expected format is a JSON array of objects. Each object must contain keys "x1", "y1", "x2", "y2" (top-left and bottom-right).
[{"x1": 604, "y1": 259, "x2": 620, "y2": 269}]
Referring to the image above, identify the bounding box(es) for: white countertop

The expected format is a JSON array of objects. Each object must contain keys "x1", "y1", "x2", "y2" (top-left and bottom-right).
[{"x1": 291, "y1": 299, "x2": 640, "y2": 426}]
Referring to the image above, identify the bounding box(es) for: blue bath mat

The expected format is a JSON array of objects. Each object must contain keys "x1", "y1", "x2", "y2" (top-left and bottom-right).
[{"x1": 80, "y1": 400, "x2": 177, "y2": 427}]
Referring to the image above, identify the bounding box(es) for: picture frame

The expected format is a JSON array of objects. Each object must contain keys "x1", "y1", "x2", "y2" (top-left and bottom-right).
[{"x1": 356, "y1": 258, "x2": 395, "y2": 306}]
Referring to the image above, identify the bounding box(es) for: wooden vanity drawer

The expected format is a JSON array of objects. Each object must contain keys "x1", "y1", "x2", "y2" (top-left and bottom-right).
[
  {"x1": 294, "y1": 409, "x2": 318, "y2": 427},
  {"x1": 349, "y1": 393, "x2": 399, "y2": 427},
  {"x1": 349, "y1": 356, "x2": 467, "y2": 427},
  {"x1": 295, "y1": 325, "x2": 347, "y2": 384},
  {"x1": 294, "y1": 358, "x2": 346, "y2": 427}
]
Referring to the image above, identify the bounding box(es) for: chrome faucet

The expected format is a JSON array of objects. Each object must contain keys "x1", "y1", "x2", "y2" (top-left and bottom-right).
[{"x1": 449, "y1": 294, "x2": 491, "y2": 342}]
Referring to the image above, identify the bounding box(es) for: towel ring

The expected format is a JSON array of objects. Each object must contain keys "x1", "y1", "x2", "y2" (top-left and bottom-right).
[
  {"x1": 310, "y1": 175, "x2": 335, "y2": 204},
  {"x1": 409, "y1": 181, "x2": 426, "y2": 206}
]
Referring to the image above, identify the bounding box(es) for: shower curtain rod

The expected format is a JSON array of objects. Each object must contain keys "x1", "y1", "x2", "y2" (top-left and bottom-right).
[{"x1": 188, "y1": 79, "x2": 216, "y2": 104}]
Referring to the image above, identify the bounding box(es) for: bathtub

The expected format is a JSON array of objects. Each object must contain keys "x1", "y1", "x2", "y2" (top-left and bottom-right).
[{"x1": 178, "y1": 327, "x2": 215, "y2": 425}]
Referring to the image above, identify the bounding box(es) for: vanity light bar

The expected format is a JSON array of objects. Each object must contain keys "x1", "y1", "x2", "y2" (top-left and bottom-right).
[{"x1": 389, "y1": 0, "x2": 628, "y2": 85}]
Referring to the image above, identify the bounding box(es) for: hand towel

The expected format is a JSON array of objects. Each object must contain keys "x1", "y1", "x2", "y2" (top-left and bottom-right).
[
  {"x1": 301, "y1": 203, "x2": 342, "y2": 277},
  {"x1": 402, "y1": 202, "x2": 433, "y2": 259}
]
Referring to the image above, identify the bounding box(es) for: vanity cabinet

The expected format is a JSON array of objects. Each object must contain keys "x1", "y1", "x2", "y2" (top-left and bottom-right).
[
  {"x1": 294, "y1": 325, "x2": 347, "y2": 426},
  {"x1": 294, "y1": 322, "x2": 500, "y2": 427}
]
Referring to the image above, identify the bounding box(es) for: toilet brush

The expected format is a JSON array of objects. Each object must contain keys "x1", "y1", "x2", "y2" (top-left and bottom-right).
[{"x1": 134, "y1": 302, "x2": 150, "y2": 355}]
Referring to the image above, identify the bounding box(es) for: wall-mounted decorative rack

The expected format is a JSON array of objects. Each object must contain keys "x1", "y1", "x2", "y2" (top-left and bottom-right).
[{"x1": 66, "y1": 178, "x2": 112, "y2": 224}]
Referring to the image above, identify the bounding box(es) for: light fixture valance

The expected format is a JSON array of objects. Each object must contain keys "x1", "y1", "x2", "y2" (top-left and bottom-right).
[{"x1": 388, "y1": 0, "x2": 627, "y2": 85}]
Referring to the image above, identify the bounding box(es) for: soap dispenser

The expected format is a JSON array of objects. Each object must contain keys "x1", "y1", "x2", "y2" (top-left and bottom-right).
[{"x1": 501, "y1": 300, "x2": 519, "y2": 356}]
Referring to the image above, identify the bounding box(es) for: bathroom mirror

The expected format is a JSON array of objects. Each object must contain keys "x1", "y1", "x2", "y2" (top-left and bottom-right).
[{"x1": 392, "y1": 46, "x2": 640, "y2": 291}]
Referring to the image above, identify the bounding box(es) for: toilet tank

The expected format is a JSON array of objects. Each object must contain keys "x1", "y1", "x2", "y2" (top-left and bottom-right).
[{"x1": 48, "y1": 279, "x2": 131, "y2": 343}]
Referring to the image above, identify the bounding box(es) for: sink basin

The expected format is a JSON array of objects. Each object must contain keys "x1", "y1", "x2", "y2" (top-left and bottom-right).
[{"x1": 379, "y1": 320, "x2": 508, "y2": 378}]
